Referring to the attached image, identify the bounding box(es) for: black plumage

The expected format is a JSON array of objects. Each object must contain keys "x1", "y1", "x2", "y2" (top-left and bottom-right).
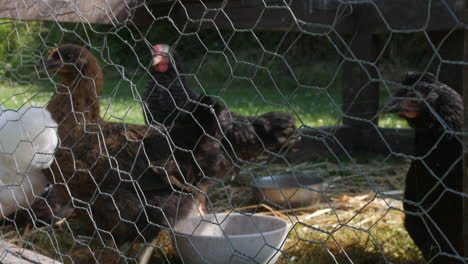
[
  {"x1": 142, "y1": 51, "x2": 198, "y2": 126},
  {"x1": 383, "y1": 72, "x2": 463, "y2": 263},
  {"x1": 143, "y1": 44, "x2": 299, "y2": 164}
]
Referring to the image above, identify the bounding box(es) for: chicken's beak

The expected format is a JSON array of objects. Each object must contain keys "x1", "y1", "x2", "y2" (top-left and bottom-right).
[
  {"x1": 152, "y1": 54, "x2": 170, "y2": 72},
  {"x1": 152, "y1": 55, "x2": 162, "y2": 66},
  {"x1": 44, "y1": 58, "x2": 62, "y2": 71},
  {"x1": 381, "y1": 100, "x2": 420, "y2": 118},
  {"x1": 381, "y1": 101, "x2": 402, "y2": 115}
]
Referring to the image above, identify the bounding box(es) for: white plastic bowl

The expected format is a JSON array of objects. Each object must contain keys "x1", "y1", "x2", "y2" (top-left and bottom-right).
[{"x1": 173, "y1": 213, "x2": 289, "y2": 264}]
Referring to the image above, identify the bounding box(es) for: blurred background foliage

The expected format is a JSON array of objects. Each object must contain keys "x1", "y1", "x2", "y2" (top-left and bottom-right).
[{"x1": 0, "y1": 20, "x2": 432, "y2": 128}]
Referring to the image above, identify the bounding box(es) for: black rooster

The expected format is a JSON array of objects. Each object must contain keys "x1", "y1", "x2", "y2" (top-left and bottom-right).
[
  {"x1": 383, "y1": 72, "x2": 463, "y2": 263},
  {"x1": 142, "y1": 44, "x2": 299, "y2": 164}
]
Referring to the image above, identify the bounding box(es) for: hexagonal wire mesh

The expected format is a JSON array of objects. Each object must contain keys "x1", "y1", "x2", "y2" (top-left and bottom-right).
[{"x1": 0, "y1": 0, "x2": 466, "y2": 263}]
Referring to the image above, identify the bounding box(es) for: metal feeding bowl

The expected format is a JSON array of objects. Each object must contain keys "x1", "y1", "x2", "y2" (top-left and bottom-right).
[{"x1": 250, "y1": 175, "x2": 324, "y2": 208}]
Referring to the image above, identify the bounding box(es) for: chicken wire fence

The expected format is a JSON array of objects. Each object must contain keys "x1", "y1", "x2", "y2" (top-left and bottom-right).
[{"x1": 0, "y1": 0, "x2": 466, "y2": 263}]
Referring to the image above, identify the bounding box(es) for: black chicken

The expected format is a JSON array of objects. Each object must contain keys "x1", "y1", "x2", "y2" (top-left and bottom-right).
[
  {"x1": 383, "y1": 72, "x2": 463, "y2": 263},
  {"x1": 44, "y1": 44, "x2": 228, "y2": 245},
  {"x1": 142, "y1": 44, "x2": 299, "y2": 164}
]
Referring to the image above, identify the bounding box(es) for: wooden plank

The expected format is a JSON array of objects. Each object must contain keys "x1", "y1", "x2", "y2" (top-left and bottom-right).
[
  {"x1": 169, "y1": 0, "x2": 354, "y2": 34},
  {"x1": 286, "y1": 127, "x2": 414, "y2": 162},
  {"x1": 0, "y1": 0, "x2": 463, "y2": 33},
  {"x1": 0, "y1": 0, "x2": 136, "y2": 25},
  {"x1": 0, "y1": 240, "x2": 61, "y2": 264},
  {"x1": 165, "y1": 0, "x2": 465, "y2": 33},
  {"x1": 364, "y1": 0, "x2": 465, "y2": 34}
]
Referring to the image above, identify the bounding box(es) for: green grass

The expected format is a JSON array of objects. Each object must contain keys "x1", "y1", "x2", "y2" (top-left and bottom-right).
[
  {"x1": 0, "y1": 19, "x2": 425, "y2": 129},
  {"x1": 0, "y1": 58, "x2": 408, "y2": 129},
  {"x1": 279, "y1": 211, "x2": 424, "y2": 264}
]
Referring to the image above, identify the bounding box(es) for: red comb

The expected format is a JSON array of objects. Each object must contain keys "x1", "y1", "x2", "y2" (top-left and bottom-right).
[
  {"x1": 153, "y1": 45, "x2": 161, "y2": 52},
  {"x1": 152, "y1": 45, "x2": 163, "y2": 55},
  {"x1": 152, "y1": 44, "x2": 171, "y2": 56}
]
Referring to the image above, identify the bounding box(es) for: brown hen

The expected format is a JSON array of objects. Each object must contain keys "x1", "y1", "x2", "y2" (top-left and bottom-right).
[{"x1": 43, "y1": 44, "x2": 227, "y2": 245}]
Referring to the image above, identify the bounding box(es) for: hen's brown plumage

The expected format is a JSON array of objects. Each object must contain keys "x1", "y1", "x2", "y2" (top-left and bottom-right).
[{"x1": 43, "y1": 44, "x2": 227, "y2": 245}]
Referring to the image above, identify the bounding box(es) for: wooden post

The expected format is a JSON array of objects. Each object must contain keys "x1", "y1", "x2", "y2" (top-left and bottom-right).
[
  {"x1": 342, "y1": 32, "x2": 380, "y2": 128},
  {"x1": 429, "y1": 30, "x2": 465, "y2": 94},
  {"x1": 463, "y1": 8, "x2": 468, "y2": 259},
  {"x1": 0, "y1": 240, "x2": 61, "y2": 263},
  {"x1": 341, "y1": 5, "x2": 380, "y2": 154}
]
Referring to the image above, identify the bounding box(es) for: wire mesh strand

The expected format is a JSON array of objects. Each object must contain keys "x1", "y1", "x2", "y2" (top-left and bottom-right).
[{"x1": 0, "y1": 0, "x2": 466, "y2": 263}]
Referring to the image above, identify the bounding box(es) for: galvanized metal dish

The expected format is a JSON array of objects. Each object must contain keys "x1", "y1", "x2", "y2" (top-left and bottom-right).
[{"x1": 250, "y1": 174, "x2": 324, "y2": 208}]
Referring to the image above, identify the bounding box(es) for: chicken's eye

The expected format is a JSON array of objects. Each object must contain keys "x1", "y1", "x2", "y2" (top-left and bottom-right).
[{"x1": 52, "y1": 52, "x2": 60, "y2": 60}]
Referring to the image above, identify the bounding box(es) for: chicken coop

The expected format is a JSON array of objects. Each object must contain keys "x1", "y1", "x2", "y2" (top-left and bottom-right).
[{"x1": 0, "y1": 0, "x2": 467, "y2": 263}]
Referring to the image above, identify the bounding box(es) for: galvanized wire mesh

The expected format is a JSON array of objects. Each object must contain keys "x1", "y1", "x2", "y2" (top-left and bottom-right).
[{"x1": 0, "y1": 0, "x2": 466, "y2": 263}]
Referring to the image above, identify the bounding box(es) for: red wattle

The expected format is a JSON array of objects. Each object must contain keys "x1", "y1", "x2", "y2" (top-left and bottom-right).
[{"x1": 155, "y1": 63, "x2": 169, "y2": 72}]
